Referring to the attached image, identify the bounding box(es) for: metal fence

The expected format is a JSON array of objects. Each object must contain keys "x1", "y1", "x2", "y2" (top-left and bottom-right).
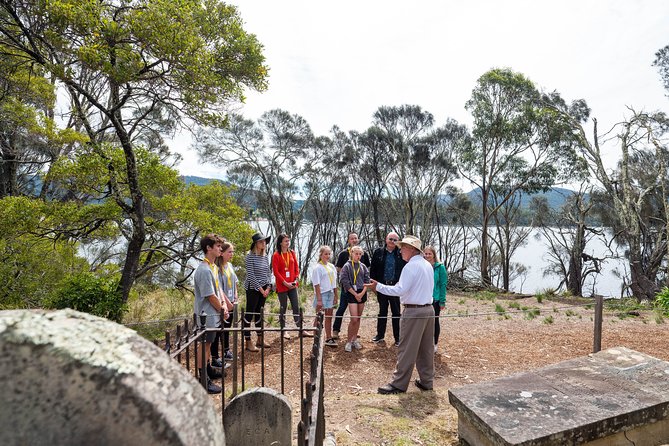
[{"x1": 159, "y1": 304, "x2": 327, "y2": 445}]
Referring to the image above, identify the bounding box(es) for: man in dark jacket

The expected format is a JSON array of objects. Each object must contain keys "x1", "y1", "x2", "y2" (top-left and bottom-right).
[{"x1": 369, "y1": 232, "x2": 405, "y2": 346}]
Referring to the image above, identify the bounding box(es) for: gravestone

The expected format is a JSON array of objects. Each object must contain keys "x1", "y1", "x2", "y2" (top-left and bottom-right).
[
  {"x1": 0, "y1": 309, "x2": 224, "y2": 446},
  {"x1": 449, "y1": 347, "x2": 669, "y2": 446},
  {"x1": 224, "y1": 387, "x2": 292, "y2": 445}
]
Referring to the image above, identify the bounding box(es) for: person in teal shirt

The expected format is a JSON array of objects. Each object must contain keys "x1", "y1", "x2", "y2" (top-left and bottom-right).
[{"x1": 423, "y1": 246, "x2": 447, "y2": 354}]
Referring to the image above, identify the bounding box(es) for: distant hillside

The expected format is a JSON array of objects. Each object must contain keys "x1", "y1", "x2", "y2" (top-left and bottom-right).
[
  {"x1": 181, "y1": 175, "x2": 224, "y2": 186},
  {"x1": 464, "y1": 187, "x2": 583, "y2": 210},
  {"x1": 181, "y1": 176, "x2": 581, "y2": 213}
]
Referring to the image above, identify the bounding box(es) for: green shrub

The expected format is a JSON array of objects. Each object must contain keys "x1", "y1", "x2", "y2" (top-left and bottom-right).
[
  {"x1": 46, "y1": 272, "x2": 126, "y2": 322},
  {"x1": 494, "y1": 303, "x2": 506, "y2": 314},
  {"x1": 654, "y1": 287, "x2": 669, "y2": 315},
  {"x1": 508, "y1": 301, "x2": 521, "y2": 310},
  {"x1": 543, "y1": 315, "x2": 554, "y2": 324}
]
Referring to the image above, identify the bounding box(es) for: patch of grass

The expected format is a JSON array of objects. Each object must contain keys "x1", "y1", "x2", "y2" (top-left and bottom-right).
[
  {"x1": 458, "y1": 298, "x2": 466, "y2": 305},
  {"x1": 565, "y1": 309, "x2": 577, "y2": 317},
  {"x1": 606, "y1": 297, "x2": 647, "y2": 313},
  {"x1": 123, "y1": 287, "x2": 193, "y2": 341},
  {"x1": 655, "y1": 287, "x2": 669, "y2": 315},
  {"x1": 494, "y1": 303, "x2": 506, "y2": 315},
  {"x1": 457, "y1": 309, "x2": 469, "y2": 316},
  {"x1": 508, "y1": 301, "x2": 521, "y2": 310},
  {"x1": 655, "y1": 311, "x2": 665, "y2": 324},
  {"x1": 553, "y1": 306, "x2": 559, "y2": 313},
  {"x1": 524, "y1": 308, "x2": 541, "y2": 320},
  {"x1": 543, "y1": 315, "x2": 554, "y2": 324},
  {"x1": 535, "y1": 287, "x2": 557, "y2": 304},
  {"x1": 474, "y1": 290, "x2": 497, "y2": 302}
]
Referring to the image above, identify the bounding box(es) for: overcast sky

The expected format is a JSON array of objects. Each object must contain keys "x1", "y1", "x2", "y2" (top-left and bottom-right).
[{"x1": 173, "y1": 0, "x2": 669, "y2": 179}]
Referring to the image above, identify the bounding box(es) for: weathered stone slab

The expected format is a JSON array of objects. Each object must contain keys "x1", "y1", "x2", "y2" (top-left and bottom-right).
[
  {"x1": 449, "y1": 347, "x2": 669, "y2": 446},
  {"x1": 224, "y1": 387, "x2": 292, "y2": 445},
  {"x1": 0, "y1": 309, "x2": 223, "y2": 446}
]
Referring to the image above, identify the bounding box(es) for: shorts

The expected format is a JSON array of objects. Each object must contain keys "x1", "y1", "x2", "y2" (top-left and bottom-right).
[
  {"x1": 202, "y1": 329, "x2": 217, "y2": 344},
  {"x1": 313, "y1": 290, "x2": 335, "y2": 309},
  {"x1": 345, "y1": 290, "x2": 367, "y2": 305}
]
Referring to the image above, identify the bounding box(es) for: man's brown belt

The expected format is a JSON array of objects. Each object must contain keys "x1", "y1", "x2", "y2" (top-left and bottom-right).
[{"x1": 403, "y1": 303, "x2": 431, "y2": 308}]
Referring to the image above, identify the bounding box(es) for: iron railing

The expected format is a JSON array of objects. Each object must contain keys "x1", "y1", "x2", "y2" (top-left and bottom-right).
[{"x1": 160, "y1": 304, "x2": 326, "y2": 445}]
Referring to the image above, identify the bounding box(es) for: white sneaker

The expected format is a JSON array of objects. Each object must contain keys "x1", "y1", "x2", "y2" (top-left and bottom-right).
[
  {"x1": 344, "y1": 342, "x2": 352, "y2": 352},
  {"x1": 434, "y1": 344, "x2": 438, "y2": 354},
  {"x1": 353, "y1": 339, "x2": 362, "y2": 350}
]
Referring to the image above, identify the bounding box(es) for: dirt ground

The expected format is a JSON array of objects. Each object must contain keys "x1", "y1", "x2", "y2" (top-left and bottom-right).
[{"x1": 209, "y1": 292, "x2": 669, "y2": 445}]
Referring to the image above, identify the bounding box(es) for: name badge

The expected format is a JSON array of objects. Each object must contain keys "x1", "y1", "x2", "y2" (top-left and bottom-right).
[
  {"x1": 227, "y1": 289, "x2": 233, "y2": 299},
  {"x1": 286, "y1": 272, "x2": 291, "y2": 279}
]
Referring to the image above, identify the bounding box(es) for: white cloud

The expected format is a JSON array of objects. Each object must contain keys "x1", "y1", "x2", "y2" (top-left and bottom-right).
[{"x1": 172, "y1": 0, "x2": 669, "y2": 177}]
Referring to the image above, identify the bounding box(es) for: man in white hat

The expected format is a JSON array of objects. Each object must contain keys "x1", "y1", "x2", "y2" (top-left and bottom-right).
[{"x1": 368, "y1": 235, "x2": 435, "y2": 394}]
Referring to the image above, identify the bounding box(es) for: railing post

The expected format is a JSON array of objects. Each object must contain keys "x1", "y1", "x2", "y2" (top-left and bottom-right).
[
  {"x1": 232, "y1": 303, "x2": 239, "y2": 398},
  {"x1": 164, "y1": 331, "x2": 171, "y2": 355},
  {"x1": 280, "y1": 308, "x2": 286, "y2": 394},
  {"x1": 299, "y1": 307, "x2": 304, "y2": 403},
  {"x1": 593, "y1": 295, "x2": 603, "y2": 353},
  {"x1": 240, "y1": 309, "x2": 245, "y2": 391},
  {"x1": 199, "y1": 312, "x2": 208, "y2": 389},
  {"x1": 176, "y1": 324, "x2": 183, "y2": 366},
  {"x1": 260, "y1": 306, "x2": 265, "y2": 387}
]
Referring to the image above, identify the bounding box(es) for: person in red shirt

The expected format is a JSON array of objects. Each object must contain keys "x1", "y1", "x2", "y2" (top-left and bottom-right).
[{"x1": 272, "y1": 234, "x2": 312, "y2": 338}]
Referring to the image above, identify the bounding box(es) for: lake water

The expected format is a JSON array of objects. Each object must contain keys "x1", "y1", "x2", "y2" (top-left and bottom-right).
[{"x1": 249, "y1": 222, "x2": 629, "y2": 298}]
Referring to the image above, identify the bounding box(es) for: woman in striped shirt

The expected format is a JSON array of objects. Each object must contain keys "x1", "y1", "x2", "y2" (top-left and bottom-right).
[{"x1": 243, "y1": 232, "x2": 272, "y2": 352}]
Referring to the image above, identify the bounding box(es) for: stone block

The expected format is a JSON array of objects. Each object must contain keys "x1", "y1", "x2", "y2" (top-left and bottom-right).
[
  {"x1": 449, "y1": 347, "x2": 669, "y2": 445},
  {"x1": 0, "y1": 309, "x2": 223, "y2": 446},
  {"x1": 224, "y1": 387, "x2": 292, "y2": 445}
]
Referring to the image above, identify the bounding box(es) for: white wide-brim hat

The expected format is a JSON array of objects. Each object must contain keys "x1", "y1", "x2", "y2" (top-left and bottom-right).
[{"x1": 396, "y1": 235, "x2": 423, "y2": 253}]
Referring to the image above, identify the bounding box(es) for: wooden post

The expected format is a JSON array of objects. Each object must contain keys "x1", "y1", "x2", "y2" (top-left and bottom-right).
[{"x1": 593, "y1": 296, "x2": 603, "y2": 353}]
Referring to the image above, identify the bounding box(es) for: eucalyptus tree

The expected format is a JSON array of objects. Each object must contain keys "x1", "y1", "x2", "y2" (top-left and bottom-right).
[
  {"x1": 458, "y1": 68, "x2": 588, "y2": 287},
  {"x1": 305, "y1": 126, "x2": 355, "y2": 251},
  {"x1": 0, "y1": 0, "x2": 268, "y2": 302},
  {"x1": 569, "y1": 111, "x2": 669, "y2": 300},
  {"x1": 0, "y1": 45, "x2": 84, "y2": 198},
  {"x1": 530, "y1": 185, "x2": 608, "y2": 297},
  {"x1": 433, "y1": 188, "x2": 477, "y2": 276},
  {"x1": 372, "y1": 105, "x2": 462, "y2": 239},
  {"x1": 194, "y1": 109, "x2": 319, "y2": 246},
  {"x1": 489, "y1": 187, "x2": 532, "y2": 291}
]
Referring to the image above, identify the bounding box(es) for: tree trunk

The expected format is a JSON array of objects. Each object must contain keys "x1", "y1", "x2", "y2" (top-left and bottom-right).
[
  {"x1": 629, "y1": 257, "x2": 660, "y2": 301},
  {"x1": 566, "y1": 224, "x2": 585, "y2": 296},
  {"x1": 0, "y1": 148, "x2": 18, "y2": 198}
]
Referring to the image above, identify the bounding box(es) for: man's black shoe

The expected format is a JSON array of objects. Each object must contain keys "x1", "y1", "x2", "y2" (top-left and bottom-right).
[
  {"x1": 207, "y1": 364, "x2": 223, "y2": 379},
  {"x1": 207, "y1": 380, "x2": 222, "y2": 394},
  {"x1": 377, "y1": 384, "x2": 405, "y2": 395},
  {"x1": 211, "y1": 357, "x2": 224, "y2": 368},
  {"x1": 394, "y1": 340, "x2": 400, "y2": 347},
  {"x1": 414, "y1": 379, "x2": 432, "y2": 391},
  {"x1": 372, "y1": 335, "x2": 384, "y2": 343}
]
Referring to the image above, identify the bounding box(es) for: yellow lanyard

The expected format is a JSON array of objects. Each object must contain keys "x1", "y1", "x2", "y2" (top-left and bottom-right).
[
  {"x1": 204, "y1": 258, "x2": 219, "y2": 291},
  {"x1": 222, "y1": 263, "x2": 233, "y2": 289},
  {"x1": 350, "y1": 260, "x2": 360, "y2": 286},
  {"x1": 282, "y1": 251, "x2": 291, "y2": 270},
  {"x1": 320, "y1": 260, "x2": 335, "y2": 286}
]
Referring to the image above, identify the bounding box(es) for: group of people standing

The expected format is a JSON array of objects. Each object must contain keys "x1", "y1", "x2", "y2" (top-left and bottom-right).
[{"x1": 193, "y1": 229, "x2": 448, "y2": 394}]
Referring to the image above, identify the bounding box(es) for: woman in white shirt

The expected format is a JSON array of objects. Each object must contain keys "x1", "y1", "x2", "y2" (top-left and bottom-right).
[{"x1": 312, "y1": 245, "x2": 339, "y2": 347}]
